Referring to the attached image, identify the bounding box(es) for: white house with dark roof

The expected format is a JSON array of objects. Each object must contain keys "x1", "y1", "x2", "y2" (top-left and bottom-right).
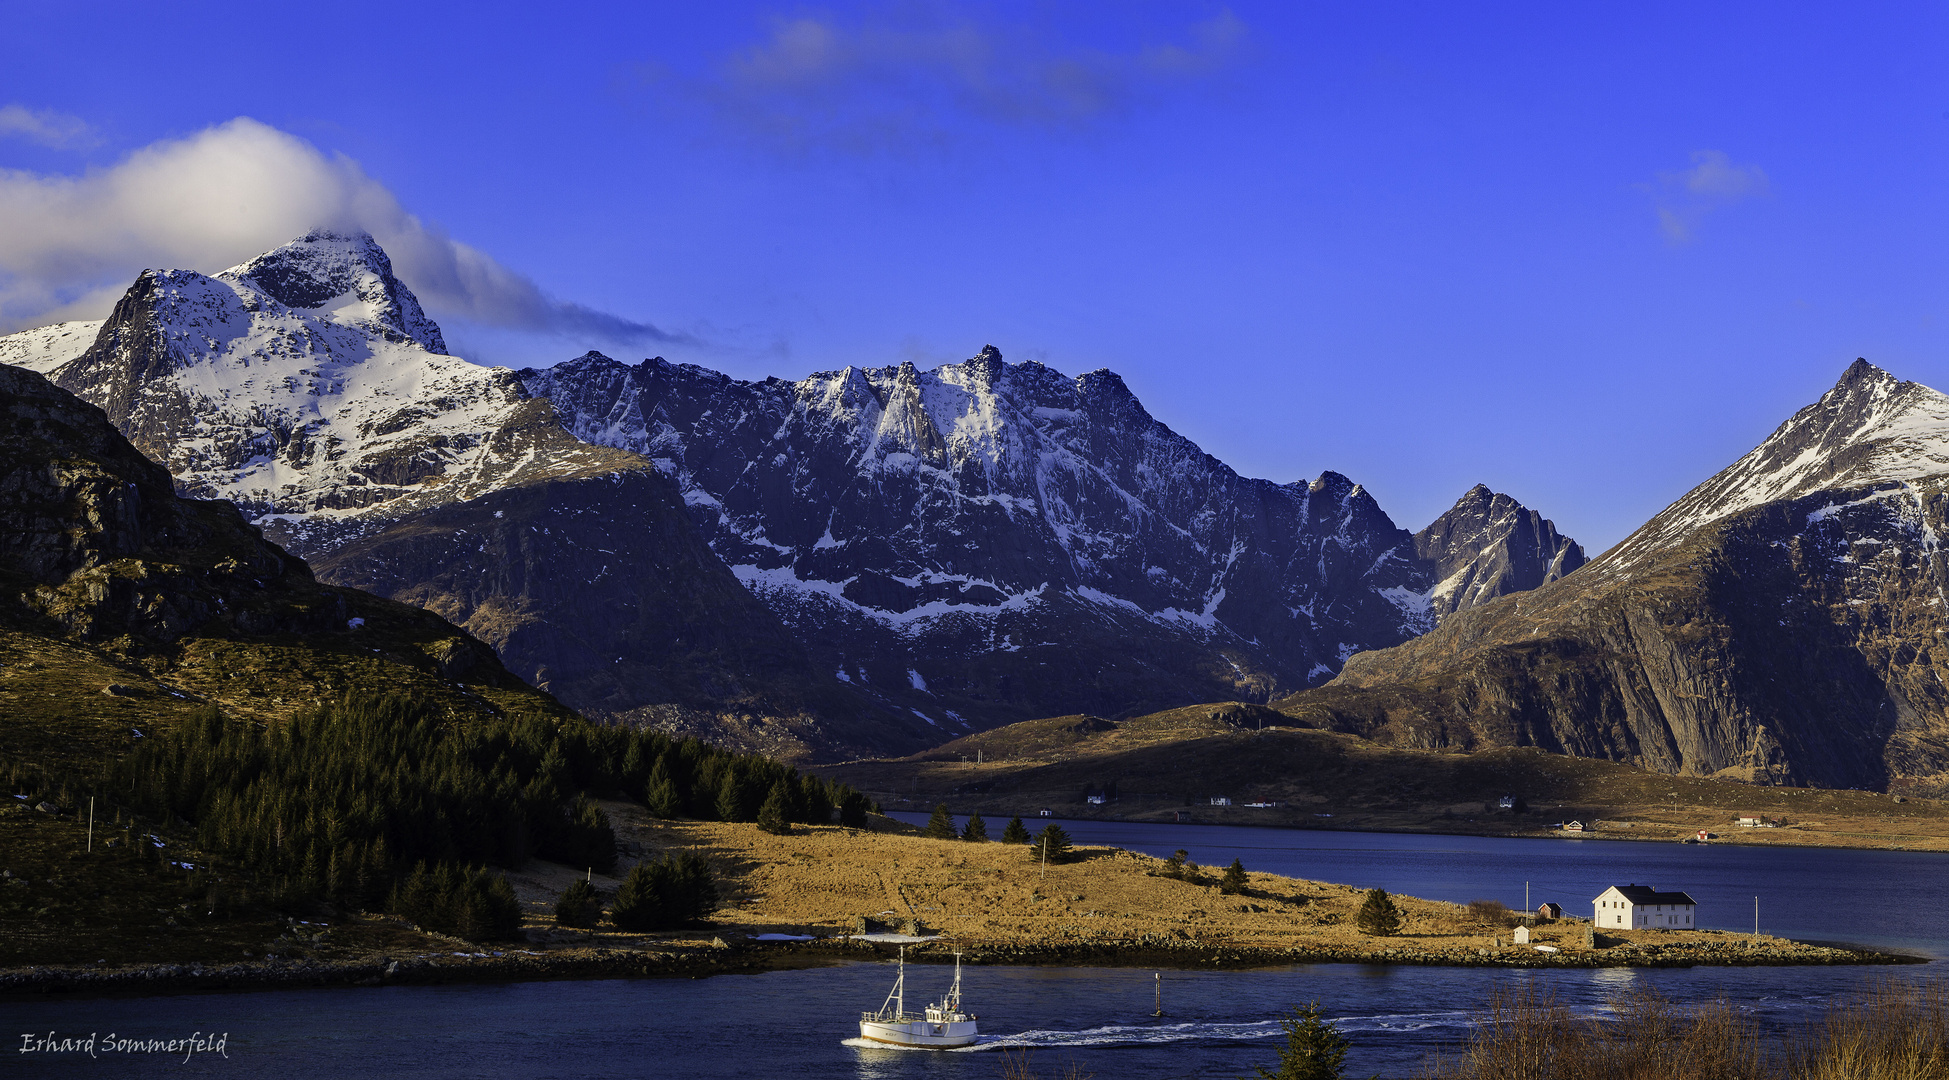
[{"x1": 1593, "y1": 885, "x2": 1697, "y2": 930}]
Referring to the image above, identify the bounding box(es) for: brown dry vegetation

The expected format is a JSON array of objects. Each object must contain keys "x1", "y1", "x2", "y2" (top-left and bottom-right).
[
  {"x1": 1431, "y1": 982, "x2": 1949, "y2": 1080},
  {"x1": 507, "y1": 801, "x2": 1875, "y2": 969},
  {"x1": 819, "y1": 708, "x2": 1949, "y2": 853}
]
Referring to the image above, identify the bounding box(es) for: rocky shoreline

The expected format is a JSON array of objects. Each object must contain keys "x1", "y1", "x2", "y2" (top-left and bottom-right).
[{"x1": 2, "y1": 934, "x2": 1922, "y2": 1001}]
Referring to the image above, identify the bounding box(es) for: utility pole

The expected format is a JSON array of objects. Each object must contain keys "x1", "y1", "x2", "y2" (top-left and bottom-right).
[
  {"x1": 87, "y1": 797, "x2": 94, "y2": 853},
  {"x1": 1524, "y1": 881, "x2": 1529, "y2": 912},
  {"x1": 1754, "y1": 895, "x2": 1759, "y2": 936}
]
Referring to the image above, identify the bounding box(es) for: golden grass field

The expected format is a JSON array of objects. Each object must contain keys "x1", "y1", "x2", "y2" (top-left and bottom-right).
[{"x1": 503, "y1": 800, "x2": 1870, "y2": 969}]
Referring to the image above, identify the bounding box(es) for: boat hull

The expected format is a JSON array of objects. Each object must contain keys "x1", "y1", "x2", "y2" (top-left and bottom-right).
[{"x1": 857, "y1": 1019, "x2": 978, "y2": 1048}]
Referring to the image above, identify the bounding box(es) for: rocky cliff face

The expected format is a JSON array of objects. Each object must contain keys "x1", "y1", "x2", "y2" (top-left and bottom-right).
[
  {"x1": 1280, "y1": 360, "x2": 1949, "y2": 794},
  {"x1": 1413, "y1": 484, "x2": 1585, "y2": 617},
  {"x1": 520, "y1": 346, "x2": 1456, "y2": 728}
]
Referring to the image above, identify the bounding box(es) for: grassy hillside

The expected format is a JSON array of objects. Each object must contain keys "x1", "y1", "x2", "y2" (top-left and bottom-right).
[{"x1": 816, "y1": 704, "x2": 1949, "y2": 851}]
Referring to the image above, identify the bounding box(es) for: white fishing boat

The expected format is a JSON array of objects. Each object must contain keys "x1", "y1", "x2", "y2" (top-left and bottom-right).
[{"x1": 858, "y1": 948, "x2": 978, "y2": 1048}]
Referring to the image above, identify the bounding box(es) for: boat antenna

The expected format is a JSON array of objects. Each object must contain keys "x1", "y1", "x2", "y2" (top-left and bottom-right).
[{"x1": 1153, "y1": 971, "x2": 1164, "y2": 1017}]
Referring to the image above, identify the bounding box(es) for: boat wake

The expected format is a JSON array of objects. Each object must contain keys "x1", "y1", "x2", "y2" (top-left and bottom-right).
[{"x1": 844, "y1": 1011, "x2": 1472, "y2": 1053}]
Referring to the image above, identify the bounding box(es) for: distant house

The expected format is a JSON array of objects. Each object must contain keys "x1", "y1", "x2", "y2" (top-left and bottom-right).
[
  {"x1": 1593, "y1": 885, "x2": 1697, "y2": 930},
  {"x1": 1696, "y1": 830, "x2": 1716, "y2": 841},
  {"x1": 1038, "y1": 808, "x2": 1054, "y2": 817},
  {"x1": 1209, "y1": 797, "x2": 1232, "y2": 807},
  {"x1": 1243, "y1": 800, "x2": 1286, "y2": 809},
  {"x1": 1537, "y1": 903, "x2": 1562, "y2": 921},
  {"x1": 1086, "y1": 794, "x2": 1106, "y2": 805},
  {"x1": 1563, "y1": 821, "x2": 1585, "y2": 833},
  {"x1": 1497, "y1": 795, "x2": 1516, "y2": 810},
  {"x1": 1736, "y1": 816, "x2": 1762, "y2": 827},
  {"x1": 1173, "y1": 810, "x2": 1193, "y2": 822}
]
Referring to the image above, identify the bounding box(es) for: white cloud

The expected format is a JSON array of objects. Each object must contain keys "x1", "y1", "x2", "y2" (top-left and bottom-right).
[
  {"x1": 1653, "y1": 150, "x2": 1769, "y2": 244},
  {"x1": 657, "y1": 9, "x2": 1246, "y2": 155},
  {"x1": 0, "y1": 117, "x2": 681, "y2": 348},
  {"x1": 0, "y1": 104, "x2": 98, "y2": 149}
]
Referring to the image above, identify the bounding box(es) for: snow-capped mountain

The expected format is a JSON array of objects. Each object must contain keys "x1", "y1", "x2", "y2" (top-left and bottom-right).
[
  {"x1": 0, "y1": 231, "x2": 1585, "y2": 755},
  {"x1": 1600, "y1": 357, "x2": 1949, "y2": 575},
  {"x1": 13, "y1": 230, "x2": 633, "y2": 547},
  {"x1": 1289, "y1": 359, "x2": 1949, "y2": 793},
  {"x1": 520, "y1": 347, "x2": 1579, "y2": 727},
  {"x1": 0, "y1": 231, "x2": 893, "y2": 757}
]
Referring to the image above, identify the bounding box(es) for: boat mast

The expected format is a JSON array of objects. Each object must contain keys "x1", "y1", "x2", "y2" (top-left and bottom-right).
[
  {"x1": 877, "y1": 946, "x2": 907, "y2": 1020},
  {"x1": 945, "y1": 951, "x2": 963, "y2": 1012}
]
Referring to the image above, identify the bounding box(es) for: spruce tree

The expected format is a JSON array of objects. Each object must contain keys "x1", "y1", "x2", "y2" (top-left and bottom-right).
[
  {"x1": 610, "y1": 860, "x2": 671, "y2": 932},
  {"x1": 1249, "y1": 1002, "x2": 1351, "y2": 1080},
  {"x1": 923, "y1": 803, "x2": 957, "y2": 839},
  {"x1": 671, "y1": 851, "x2": 718, "y2": 923},
  {"x1": 1220, "y1": 858, "x2": 1249, "y2": 895},
  {"x1": 838, "y1": 791, "x2": 870, "y2": 828},
  {"x1": 1030, "y1": 822, "x2": 1073, "y2": 864},
  {"x1": 756, "y1": 781, "x2": 792, "y2": 835},
  {"x1": 645, "y1": 777, "x2": 682, "y2": 820},
  {"x1": 714, "y1": 770, "x2": 745, "y2": 823},
  {"x1": 961, "y1": 811, "x2": 988, "y2": 842},
  {"x1": 555, "y1": 878, "x2": 599, "y2": 928},
  {"x1": 1355, "y1": 888, "x2": 1404, "y2": 937},
  {"x1": 1001, "y1": 816, "x2": 1031, "y2": 844}
]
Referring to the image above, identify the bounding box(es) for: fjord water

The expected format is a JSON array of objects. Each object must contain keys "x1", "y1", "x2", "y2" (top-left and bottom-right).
[
  {"x1": 886, "y1": 814, "x2": 1949, "y2": 956},
  {"x1": 14, "y1": 824, "x2": 1944, "y2": 1079}
]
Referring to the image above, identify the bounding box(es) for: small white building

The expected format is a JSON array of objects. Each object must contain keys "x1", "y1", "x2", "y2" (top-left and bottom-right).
[
  {"x1": 1593, "y1": 884, "x2": 1697, "y2": 930},
  {"x1": 1209, "y1": 796, "x2": 1233, "y2": 806},
  {"x1": 1086, "y1": 794, "x2": 1106, "y2": 805},
  {"x1": 1513, "y1": 925, "x2": 1531, "y2": 944}
]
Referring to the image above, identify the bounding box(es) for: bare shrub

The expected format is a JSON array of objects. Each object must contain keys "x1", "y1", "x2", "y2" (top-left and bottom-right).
[
  {"x1": 1465, "y1": 899, "x2": 1519, "y2": 929},
  {"x1": 1787, "y1": 981, "x2": 1949, "y2": 1080},
  {"x1": 1432, "y1": 986, "x2": 1767, "y2": 1080},
  {"x1": 999, "y1": 1048, "x2": 1093, "y2": 1080}
]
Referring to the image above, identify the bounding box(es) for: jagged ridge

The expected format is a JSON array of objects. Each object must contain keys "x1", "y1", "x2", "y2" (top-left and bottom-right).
[{"x1": 1278, "y1": 360, "x2": 1949, "y2": 794}]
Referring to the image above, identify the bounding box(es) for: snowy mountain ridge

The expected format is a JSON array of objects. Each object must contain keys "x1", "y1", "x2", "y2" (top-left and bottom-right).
[
  {"x1": 0, "y1": 231, "x2": 1589, "y2": 750},
  {"x1": 1600, "y1": 359, "x2": 1949, "y2": 575},
  {"x1": 0, "y1": 230, "x2": 629, "y2": 545}
]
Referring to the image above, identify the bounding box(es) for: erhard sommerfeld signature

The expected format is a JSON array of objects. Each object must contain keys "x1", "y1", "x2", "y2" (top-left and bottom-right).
[{"x1": 19, "y1": 1031, "x2": 229, "y2": 1063}]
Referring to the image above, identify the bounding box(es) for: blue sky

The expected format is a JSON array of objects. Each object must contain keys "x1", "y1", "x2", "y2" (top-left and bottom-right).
[{"x1": 3, "y1": 2, "x2": 1946, "y2": 551}]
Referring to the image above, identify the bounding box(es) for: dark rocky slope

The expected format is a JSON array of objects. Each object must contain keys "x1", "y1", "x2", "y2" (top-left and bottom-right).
[
  {"x1": 1277, "y1": 361, "x2": 1949, "y2": 794},
  {"x1": 0, "y1": 360, "x2": 568, "y2": 766}
]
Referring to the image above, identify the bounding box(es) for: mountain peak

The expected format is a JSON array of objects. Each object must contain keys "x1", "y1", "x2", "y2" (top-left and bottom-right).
[
  {"x1": 1603, "y1": 359, "x2": 1949, "y2": 571},
  {"x1": 222, "y1": 230, "x2": 446, "y2": 354},
  {"x1": 1835, "y1": 357, "x2": 1893, "y2": 391}
]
